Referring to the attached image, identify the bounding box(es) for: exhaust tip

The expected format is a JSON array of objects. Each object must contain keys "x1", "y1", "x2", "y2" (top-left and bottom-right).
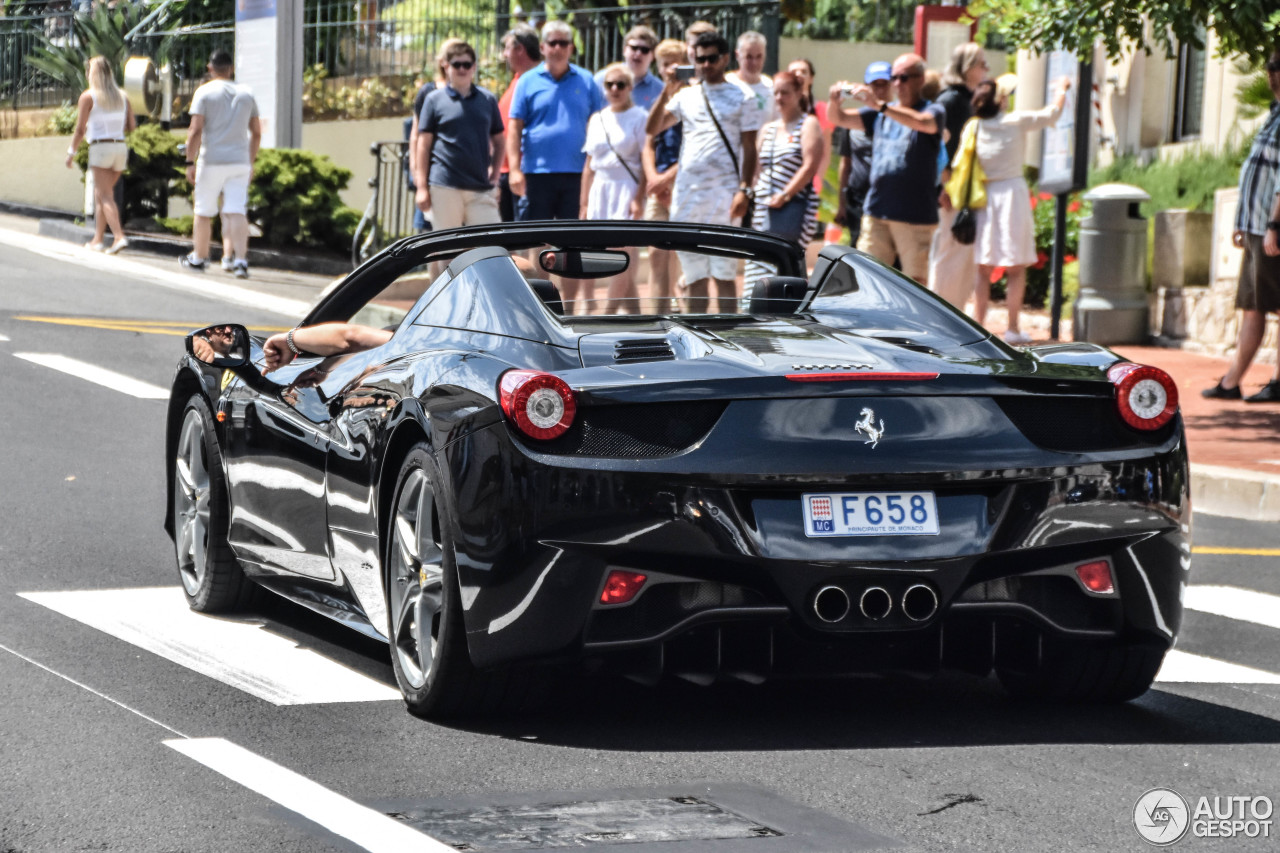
[
  {"x1": 813, "y1": 585, "x2": 851, "y2": 623},
  {"x1": 859, "y1": 586, "x2": 892, "y2": 621},
  {"x1": 902, "y1": 584, "x2": 939, "y2": 622}
]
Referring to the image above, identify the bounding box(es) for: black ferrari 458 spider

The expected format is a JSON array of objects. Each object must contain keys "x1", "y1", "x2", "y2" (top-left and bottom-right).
[{"x1": 166, "y1": 221, "x2": 1190, "y2": 718}]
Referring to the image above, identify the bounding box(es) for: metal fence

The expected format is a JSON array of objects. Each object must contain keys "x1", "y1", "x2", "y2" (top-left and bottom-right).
[{"x1": 352, "y1": 139, "x2": 416, "y2": 266}]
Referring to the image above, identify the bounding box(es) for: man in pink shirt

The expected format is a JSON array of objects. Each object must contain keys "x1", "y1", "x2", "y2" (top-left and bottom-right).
[{"x1": 497, "y1": 25, "x2": 540, "y2": 222}]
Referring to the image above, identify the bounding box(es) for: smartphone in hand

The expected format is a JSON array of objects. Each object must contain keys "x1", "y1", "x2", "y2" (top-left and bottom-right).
[{"x1": 674, "y1": 65, "x2": 695, "y2": 82}]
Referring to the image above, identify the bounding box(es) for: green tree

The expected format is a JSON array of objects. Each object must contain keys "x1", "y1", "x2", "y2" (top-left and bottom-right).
[{"x1": 971, "y1": 0, "x2": 1280, "y2": 63}]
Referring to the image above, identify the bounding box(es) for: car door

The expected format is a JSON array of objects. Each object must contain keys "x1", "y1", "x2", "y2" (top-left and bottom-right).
[{"x1": 222, "y1": 355, "x2": 335, "y2": 580}]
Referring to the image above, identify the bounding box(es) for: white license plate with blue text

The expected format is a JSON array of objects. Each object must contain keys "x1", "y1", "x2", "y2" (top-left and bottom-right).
[{"x1": 802, "y1": 491, "x2": 940, "y2": 537}]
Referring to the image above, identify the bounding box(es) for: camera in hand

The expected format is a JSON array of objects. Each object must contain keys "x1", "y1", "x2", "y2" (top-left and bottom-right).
[{"x1": 674, "y1": 65, "x2": 695, "y2": 82}]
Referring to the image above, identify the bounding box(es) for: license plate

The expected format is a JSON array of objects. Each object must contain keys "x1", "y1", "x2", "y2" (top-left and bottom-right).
[{"x1": 802, "y1": 491, "x2": 940, "y2": 537}]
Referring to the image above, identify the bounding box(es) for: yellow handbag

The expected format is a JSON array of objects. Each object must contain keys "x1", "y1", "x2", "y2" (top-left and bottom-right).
[{"x1": 945, "y1": 118, "x2": 987, "y2": 210}]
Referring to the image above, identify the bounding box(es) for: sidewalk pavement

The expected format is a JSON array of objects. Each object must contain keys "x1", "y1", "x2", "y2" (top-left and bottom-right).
[{"x1": 4, "y1": 211, "x2": 1275, "y2": 520}]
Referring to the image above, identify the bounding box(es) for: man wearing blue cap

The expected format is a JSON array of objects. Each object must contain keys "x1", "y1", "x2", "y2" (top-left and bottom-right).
[
  {"x1": 827, "y1": 52, "x2": 946, "y2": 286},
  {"x1": 835, "y1": 61, "x2": 890, "y2": 246}
]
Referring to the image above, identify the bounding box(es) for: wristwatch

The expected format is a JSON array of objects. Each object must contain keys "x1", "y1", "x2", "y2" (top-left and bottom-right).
[
  {"x1": 738, "y1": 186, "x2": 754, "y2": 199},
  {"x1": 1268, "y1": 221, "x2": 1280, "y2": 232}
]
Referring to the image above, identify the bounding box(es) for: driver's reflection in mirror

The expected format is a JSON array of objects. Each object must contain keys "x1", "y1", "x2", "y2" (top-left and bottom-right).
[
  {"x1": 192, "y1": 325, "x2": 244, "y2": 364},
  {"x1": 262, "y1": 322, "x2": 394, "y2": 374}
]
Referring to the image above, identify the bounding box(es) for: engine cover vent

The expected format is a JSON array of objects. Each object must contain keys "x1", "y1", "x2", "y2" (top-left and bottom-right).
[{"x1": 614, "y1": 338, "x2": 675, "y2": 363}]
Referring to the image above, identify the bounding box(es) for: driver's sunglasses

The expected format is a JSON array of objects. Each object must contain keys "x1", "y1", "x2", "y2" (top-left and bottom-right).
[
  {"x1": 450, "y1": 60, "x2": 474, "y2": 70},
  {"x1": 694, "y1": 53, "x2": 721, "y2": 64},
  {"x1": 626, "y1": 42, "x2": 652, "y2": 54},
  {"x1": 1267, "y1": 58, "x2": 1280, "y2": 72},
  {"x1": 544, "y1": 39, "x2": 572, "y2": 48}
]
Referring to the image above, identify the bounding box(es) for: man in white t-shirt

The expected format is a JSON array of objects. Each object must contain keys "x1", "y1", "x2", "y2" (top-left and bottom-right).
[
  {"x1": 647, "y1": 31, "x2": 761, "y2": 313},
  {"x1": 182, "y1": 49, "x2": 261, "y2": 278},
  {"x1": 726, "y1": 30, "x2": 775, "y2": 126}
]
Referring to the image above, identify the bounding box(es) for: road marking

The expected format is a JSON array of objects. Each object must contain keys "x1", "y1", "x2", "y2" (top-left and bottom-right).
[
  {"x1": 0, "y1": 228, "x2": 311, "y2": 319},
  {"x1": 19, "y1": 587, "x2": 399, "y2": 705},
  {"x1": 13, "y1": 352, "x2": 168, "y2": 399},
  {"x1": 1156, "y1": 650, "x2": 1280, "y2": 684},
  {"x1": 1192, "y1": 546, "x2": 1280, "y2": 557},
  {"x1": 166, "y1": 738, "x2": 455, "y2": 853},
  {"x1": 15, "y1": 315, "x2": 290, "y2": 337},
  {"x1": 1185, "y1": 585, "x2": 1280, "y2": 630},
  {"x1": 0, "y1": 332, "x2": 9, "y2": 341}
]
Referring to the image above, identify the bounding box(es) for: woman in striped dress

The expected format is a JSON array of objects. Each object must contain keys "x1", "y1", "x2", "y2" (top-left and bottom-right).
[{"x1": 744, "y1": 70, "x2": 822, "y2": 298}]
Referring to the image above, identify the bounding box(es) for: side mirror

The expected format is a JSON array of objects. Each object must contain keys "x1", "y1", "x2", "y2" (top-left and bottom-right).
[
  {"x1": 538, "y1": 249, "x2": 630, "y2": 278},
  {"x1": 187, "y1": 324, "x2": 249, "y2": 368}
]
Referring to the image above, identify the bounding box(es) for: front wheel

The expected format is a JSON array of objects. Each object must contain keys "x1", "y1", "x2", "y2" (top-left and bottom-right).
[
  {"x1": 996, "y1": 638, "x2": 1166, "y2": 703},
  {"x1": 172, "y1": 394, "x2": 258, "y2": 612}
]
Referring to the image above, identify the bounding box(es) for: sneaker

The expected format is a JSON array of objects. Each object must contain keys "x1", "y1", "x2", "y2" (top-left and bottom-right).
[
  {"x1": 105, "y1": 237, "x2": 129, "y2": 255},
  {"x1": 180, "y1": 253, "x2": 207, "y2": 271},
  {"x1": 1201, "y1": 380, "x2": 1242, "y2": 400},
  {"x1": 220, "y1": 254, "x2": 235, "y2": 272},
  {"x1": 1244, "y1": 380, "x2": 1280, "y2": 403},
  {"x1": 232, "y1": 260, "x2": 249, "y2": 280},
  {"x1": 1003, "y1": 330, "x2": 1031, "y2": 345}
]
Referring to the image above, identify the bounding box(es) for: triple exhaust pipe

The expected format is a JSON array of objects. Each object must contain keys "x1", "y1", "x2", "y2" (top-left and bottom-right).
[{"x1": 813, "y1": 583, "x2": 938, "y2": 624}]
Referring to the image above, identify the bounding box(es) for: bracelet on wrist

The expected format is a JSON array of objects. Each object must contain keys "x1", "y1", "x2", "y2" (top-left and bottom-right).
[
  {"x1": 185, "y1": 161, "x2": 196, "y2": 166},
  {"x1": 1268, "y1": 221, "x2": 1280, "y2": 232},
  {"x1": 285, "y1": 328, "x2": 302, "y2": 356}
]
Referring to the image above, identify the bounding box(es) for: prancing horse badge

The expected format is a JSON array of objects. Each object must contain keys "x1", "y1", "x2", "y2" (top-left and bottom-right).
[{"x1": 855, "y1": 407, "x2": 885, "y2": 448}]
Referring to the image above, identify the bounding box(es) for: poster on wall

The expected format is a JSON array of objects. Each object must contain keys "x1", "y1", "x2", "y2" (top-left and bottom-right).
[
  {"x1": 234, "y1": 0, "x2": 301, "y2": 149},
  {"x1": 1039, "y1": 50, "x2": 1090, "y2": 195}
]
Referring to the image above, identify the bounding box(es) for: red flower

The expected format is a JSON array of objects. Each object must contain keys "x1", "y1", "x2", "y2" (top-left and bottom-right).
[
  {"x1": 1063, "y1": 254, "x2": 1077, "y2": 264},
  {"x1": 1039, "y1": 192, "x2": 1053, "y2": 201},
  {"x1": 1028, "y1": 193, "x2": 1038, "y2": 210},
  {"x1": 989, "y1": 266, "x2": 1007, "y2": 284},
  {"x1": 1068, "y1": 200, "x2": 1081, "y2": 213},
  {"x1": 1032, "y1": 250, "x2": 1049, "y2": 270}
]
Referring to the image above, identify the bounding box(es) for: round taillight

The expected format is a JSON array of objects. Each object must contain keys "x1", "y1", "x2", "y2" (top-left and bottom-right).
[
  {"x1": 1107, "y1": 362, "x2": 1178, "y2": 430},
  {"x1": 499, "y1": 369, "x2": 577, "y2": 440}
]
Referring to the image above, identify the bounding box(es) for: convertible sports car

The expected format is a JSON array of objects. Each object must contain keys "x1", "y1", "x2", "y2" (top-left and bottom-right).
[{"x1": 166, "y1": 221, "x2": 1190, "y2": 718}]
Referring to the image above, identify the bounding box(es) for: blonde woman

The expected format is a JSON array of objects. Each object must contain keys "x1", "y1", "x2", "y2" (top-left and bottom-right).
[
  {"x1": 65, "y1": 56, "x2": 135, "y2": 253},
  {"x1": 580, "y1": 63, "x2": 647, "y2": 313}
]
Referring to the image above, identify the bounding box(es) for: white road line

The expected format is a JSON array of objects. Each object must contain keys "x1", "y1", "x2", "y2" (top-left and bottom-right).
[
  {"x1": 0, "y1": 333, "x2": 10, "y2": 341},
  {"x1": 19, "y1": 587, "x2": 399, "y2": 705},
  {"x1": 1156, "y1": 650, "x2": 1280, "y2": 684},
  {"x1": 14, "y1": 352, "x2": 168, "y2": 399},
  {"x1": 1185, "y1": 585, "x2": 1280, "y2": 631},
  {"x1": 166, "y1": 738, "x2": 455, "y2": 853},
  {"x1": 0, "y1": 228, "x2": 310, "y2": 319}
]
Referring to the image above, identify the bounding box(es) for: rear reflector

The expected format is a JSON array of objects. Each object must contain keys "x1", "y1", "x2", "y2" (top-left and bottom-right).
[
  {"x1": 600, "y1": 570, "x2": 647, "y2": 605},
  {"x1": 1075, "y1": 560, "x2": 1115, "y2": 594},
  {"x1": 785, "y1": 372, "x2": 939, "y2": 382}
]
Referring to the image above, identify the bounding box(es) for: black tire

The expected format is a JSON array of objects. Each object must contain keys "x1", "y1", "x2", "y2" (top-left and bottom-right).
[
  {"x1": 172, "y1": 394, "x2": 259, "y2": 612},
  {"x1": 385, "y1": 443, "x2": 544, "y2": 719},
  {"x1": 996, "y1": 638, "x2": 1166, "y2": 703}
]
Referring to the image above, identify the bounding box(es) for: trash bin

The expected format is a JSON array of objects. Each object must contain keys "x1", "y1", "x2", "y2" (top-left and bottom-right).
[{"x1": 1073, "y1": 183, "x2": 1151, "y2": 345}]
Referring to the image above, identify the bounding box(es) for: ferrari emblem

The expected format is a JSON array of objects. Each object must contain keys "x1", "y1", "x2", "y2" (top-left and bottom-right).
[{"x1": 855, "y1": 407, "x2": 885, "y2": 448}]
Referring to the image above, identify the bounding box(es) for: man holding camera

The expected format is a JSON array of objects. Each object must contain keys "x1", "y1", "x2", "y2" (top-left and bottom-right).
[{"x1": 646, "y1": 31, "x2": 761, "y2": 313}]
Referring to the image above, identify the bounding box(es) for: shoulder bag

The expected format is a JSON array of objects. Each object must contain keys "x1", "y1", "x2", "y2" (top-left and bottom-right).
[
  {"x1": 761, "y1": 119, "x2": 810, "y2": 244},
  {"x1": 945, "y1": 118, "x2": 986, "y2": 245}
]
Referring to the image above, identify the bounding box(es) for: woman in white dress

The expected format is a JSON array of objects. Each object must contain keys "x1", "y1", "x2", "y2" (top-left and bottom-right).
[
  {"x1": 581, "y1": 63, "x2": 648, "y2": 313},
  {"x1": 971, "y1": 73, "x2": 1069, "y2": 344},
  {"x1": 65, "y1": 56, "x2": 136, "y2": 253}
]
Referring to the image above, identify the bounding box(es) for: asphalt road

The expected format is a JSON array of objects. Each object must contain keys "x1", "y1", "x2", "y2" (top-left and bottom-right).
[{"x1": 2, "y1": 236, "x2": 1279, "y2": 853}]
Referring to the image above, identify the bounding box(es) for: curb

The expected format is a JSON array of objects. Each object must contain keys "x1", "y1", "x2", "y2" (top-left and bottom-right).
[
  {"x1": 36, "y1": 218, "x2": 353, "y2": 278},
  {"x1": 1191, "y1": 463, "x2": 1280, "y2": 522}
]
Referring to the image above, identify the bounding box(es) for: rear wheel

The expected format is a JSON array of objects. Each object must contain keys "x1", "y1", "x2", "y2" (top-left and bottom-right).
[
  {"x1": 173, "y1": 394, "x2": 258, "y2": 612},
  {"x1": 386, "y1": 444, "x2": 550, "y2": 718},
  {"x1": 996, "y1": 637, "x2": 1165, "y2": 703}
]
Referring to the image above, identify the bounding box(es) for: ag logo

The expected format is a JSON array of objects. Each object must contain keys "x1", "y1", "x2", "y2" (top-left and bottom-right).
[{"x1": 1134, "y1": 788, "x2": 1190, "y2": 846}]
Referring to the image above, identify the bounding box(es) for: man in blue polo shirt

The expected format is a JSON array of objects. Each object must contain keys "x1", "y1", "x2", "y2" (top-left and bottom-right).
[
  {"x1": 594, "y1": 25, "x2": 662, "y2": 109},
  {"x1": 414, "y1": 41, "x2": 504, "y2": 229},
  {"x1": 507, "y1": 21, "x2": 605, "y2": 221}
]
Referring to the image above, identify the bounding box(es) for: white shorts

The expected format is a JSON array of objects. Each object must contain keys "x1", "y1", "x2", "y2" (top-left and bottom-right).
[
  {"x1": 193, "y1": 162, "x2": 252, "y2": 218},
  {"x1": 673, "y1": 180, "x2": 738, "y2": 281},
  {"x1": 87, "y1": 141, "x2": 127, "y2": 171}
]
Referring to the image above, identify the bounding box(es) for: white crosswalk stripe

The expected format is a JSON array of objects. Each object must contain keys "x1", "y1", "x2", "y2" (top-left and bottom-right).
[
  {"x1": 1184, "y1": 585, "x2": 1280, "y2": 631},
  {"x1": 19, "y1": 587, "x2": 399, "y2": 705},
  {"x1": 1156, "y1": 650, "x2": 1280, "y2": 684},
  {"x1": 1154, "y1": 583, "x2": 1280, "y2": 685},
  {"x1": 0, "y1": 333, "x2": 10, "y2": 341},
  {"x1": 14, "y1": 352, "x2": 168, "y2": 399}
]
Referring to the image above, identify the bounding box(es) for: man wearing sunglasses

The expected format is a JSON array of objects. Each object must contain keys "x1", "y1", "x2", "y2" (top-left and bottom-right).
[
  {"x1": 508, "y1": 20, "x2": 605, "y2": 221},
  {"x1": 595, "y1": 25, "x2": 662, "y2": 109},
  {"x1": 1203, "y1": 49, "x2": 1280, "y2": 403},
  {"x1": 827, "y1": 52, "x2": 946, "y2": 288},
  {"x1": 647, "y1": 31, "x2": 762, "y2": 313},
  {"x1": 414, "y1": 41, "x2": 505, "y2": 230}
]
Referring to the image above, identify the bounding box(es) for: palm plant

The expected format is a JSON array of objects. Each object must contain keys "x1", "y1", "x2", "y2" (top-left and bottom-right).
[
  {"x1": 1235, "y1": 59, "x2": 1275, "y2": 121},
  {"x1": 26, "y1": 3, "x2": 175, "y2": 91}
]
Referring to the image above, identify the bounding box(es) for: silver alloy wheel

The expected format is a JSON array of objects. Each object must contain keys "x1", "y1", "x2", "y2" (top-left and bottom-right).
[
  {"x1": 389, "y1": 468, "x2": 444, "y2": 690},
  {"x1": 174, "y1": 407, "x2": 212, "y2": 597}
]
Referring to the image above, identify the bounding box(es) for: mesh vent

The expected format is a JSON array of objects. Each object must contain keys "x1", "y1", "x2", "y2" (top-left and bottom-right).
[
  {"x1": 524, "y1": 401, "x2": 726, "y2": 458},
  {"x1": 614, "y1": 339, "x2": 675, "y2": 363},
  {"x1": 996, "y1": 396, "x2": 1173, "y2": 452}
]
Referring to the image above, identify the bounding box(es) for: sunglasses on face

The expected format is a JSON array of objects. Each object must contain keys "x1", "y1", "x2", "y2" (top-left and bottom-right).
[
  {"x1": 626, "y1": 43, "x2": 652, "y2": 54},
  {"x1": 544, "y1": 39, "x2": 572, "y2": 48},
  {"x1": 694, "y1": 53, "x2": 721, "y2": 64},
  {"x1": 450, "y1": 60, "x2": 474, "y2": 70},
  {"x1": 605, "y1": 80, "x2": 630, "y2": 90},
  {"x1": 891, "y1": 72, "x2": 921, "y2": 83}
]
